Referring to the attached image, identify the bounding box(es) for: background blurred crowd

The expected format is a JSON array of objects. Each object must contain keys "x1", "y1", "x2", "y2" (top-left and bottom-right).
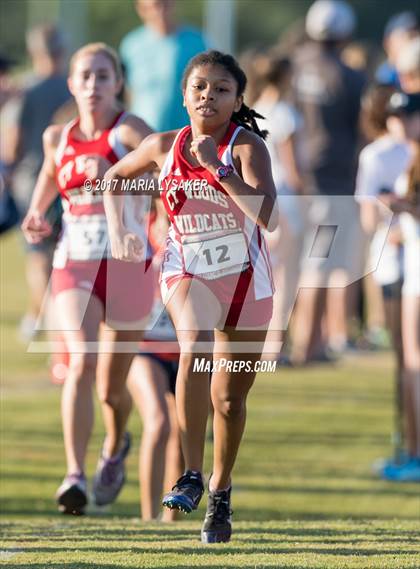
[{"x1": 0, "y1": 0, "x2": 419, "y2": 486}]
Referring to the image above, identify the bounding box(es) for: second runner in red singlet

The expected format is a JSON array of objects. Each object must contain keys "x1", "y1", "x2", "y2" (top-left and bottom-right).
[
  {"x1": 22, "y1": 43, "x2": 154, "y2": 515},
  {"x1": 52, "y1": 108, "x2": 154, "y2": 325}
]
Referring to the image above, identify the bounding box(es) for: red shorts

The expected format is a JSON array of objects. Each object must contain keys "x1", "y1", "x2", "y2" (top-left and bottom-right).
[
  {"x1": 51, "y1": 258, "x2": 155, "y2": 324},
  {"x1": 162, "y1": 273, "x2": 273, "y2": 328},
  {"x1": 223, "y1": 295, "x2": 273, "y2": 328},
  {"x1": 160, "y1": 231, "x2": 274, "y2": 328}
]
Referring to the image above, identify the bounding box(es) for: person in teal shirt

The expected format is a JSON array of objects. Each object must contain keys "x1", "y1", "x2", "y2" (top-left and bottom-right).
[{"x1": 120, "y1": 0, "x2": 207, "y2": 132}]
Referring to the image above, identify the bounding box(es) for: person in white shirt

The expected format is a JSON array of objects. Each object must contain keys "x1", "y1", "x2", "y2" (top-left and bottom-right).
[
  {"x1": 356, "y1": 85, "x2": 411, "y2": 371},
  {"x1": 254, "y1": 53, "x2": 304, "y2": 362},
  {"x1": 356, "y1": 85, "x2": 413, "y2": 477}
]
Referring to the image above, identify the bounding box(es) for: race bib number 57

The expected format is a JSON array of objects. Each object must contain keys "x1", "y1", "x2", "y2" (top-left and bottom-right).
[{"x1": 67, "y1": 216, "x2": 110, "y2": 261}]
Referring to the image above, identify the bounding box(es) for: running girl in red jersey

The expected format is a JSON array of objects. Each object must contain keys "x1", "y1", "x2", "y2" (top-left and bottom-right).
[
  {"x1": 103, "y1": 50, "x2": 277, "y2": 542},
  {"x1": 21, "y1": 43, "x2": 154, "y2": 515}
]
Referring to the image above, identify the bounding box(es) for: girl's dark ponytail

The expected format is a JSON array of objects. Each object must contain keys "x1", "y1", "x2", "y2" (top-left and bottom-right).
[{"x1": 232, "y1": 103, "x2": 268, "y2": 140}]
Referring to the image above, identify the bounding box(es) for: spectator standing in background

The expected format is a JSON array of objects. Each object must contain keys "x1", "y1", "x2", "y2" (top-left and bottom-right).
[
  {"x1": 0, "y1": 54, "x2": 20, "y2": 235},
  {"x1": 254, "y1": 53, "x2": 304, "y2": 361},
  {"x1": 290, "y1": 0, "x2": 365, "y2": 364},
  {"x1": 396, "y1": 37, "x2": 420, "y2": 94},
  {"x1": 7, "y1": 24, "x2": 71, "y2": 341},
  {"x1": 120, "y1": 0, "x2": 206, "y2": 132},
  {"x1": 375, "y1": 12, "x2": 419, "y2": 87},
  {"x1": 0, "y1": 54, "x2": 18, "y2": 111},
  {"x1": 356, "y1": 85, "x2": 411, "y2": 467}
]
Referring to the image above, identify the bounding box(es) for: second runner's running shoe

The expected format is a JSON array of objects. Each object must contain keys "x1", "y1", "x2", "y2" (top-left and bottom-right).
[
  {"x1": 162, "y1": 470, "x2": 204, "y2": 513},
  {"x1": 56, "y1": 472, "x2": 88, "y2": 515},
  {"x1": 92, "y1": 432, "x2": 131, "y2": 506},
  {"x1": 201, "y1": 486, "x2": 233, "y2": 543}
]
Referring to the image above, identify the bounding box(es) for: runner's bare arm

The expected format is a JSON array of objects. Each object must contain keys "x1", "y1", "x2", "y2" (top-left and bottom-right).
[
  {"x1": 83, "y1": 115, "x2": 156, "y2": 184},
  {"x1": 233, "y1": 132, "x2": 278, "y2": 231},
  {"x1": 103, "y1": 131, "x2": 176, "y2": 261},
  {"x1": 117, "y1": 114, "x2": 154, "y2": 151},
  {"x1": 118, "y1": 115, "x2": 160, "y2": 198},
  {"x1": 103, "y1": 131, "x2": 174, "y2": 232},
  {"x1": 191, "y1": 130, "x2": 278, "y2": 231},
  {"x1": 26, "y1": 126, "x2": 62, "y2": 215},
  {"x1": 21, "y1": 125, "x2": 63, "y2": 243}
]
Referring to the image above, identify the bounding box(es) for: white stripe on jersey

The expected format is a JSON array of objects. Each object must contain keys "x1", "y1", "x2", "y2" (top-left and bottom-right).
[
  {"x1": 158, "y1": 128, "x2": 188, "y2": 189},
  {"x1": 219, "y1": 125, "x2": 242, "y2": 166},
  {"x1": 243, "y1": 216, "x2": 274, "y2": 300},
  {"x1": 160, "y1": 226, "x2": 184, "y2": 303},
  {"x1": 221, "y1": 126, "x2": 274, "y2": 300}
]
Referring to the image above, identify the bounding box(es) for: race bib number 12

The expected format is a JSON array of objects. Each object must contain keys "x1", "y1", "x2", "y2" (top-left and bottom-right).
[{"x1": 182, "y1": 232, "x2": 249, "y2": 279}]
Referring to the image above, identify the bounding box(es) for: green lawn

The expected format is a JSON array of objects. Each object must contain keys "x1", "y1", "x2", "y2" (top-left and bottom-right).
[{"x1": 1, "y1": 230, "x2": 419, "y2": 568}]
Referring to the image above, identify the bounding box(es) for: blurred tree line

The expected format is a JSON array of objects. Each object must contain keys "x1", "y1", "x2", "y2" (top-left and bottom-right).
[{"x1": 0, "y1": 0, "x2": 418, "y2": 68}]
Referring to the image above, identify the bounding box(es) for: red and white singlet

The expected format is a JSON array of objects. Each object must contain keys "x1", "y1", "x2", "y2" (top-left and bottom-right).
[
  {"x1": 51, "y1": 111, "x2": 154, "y2": 324},
  {"x1": 159, "y1": 122, "x2": 274, "y2": 327}
]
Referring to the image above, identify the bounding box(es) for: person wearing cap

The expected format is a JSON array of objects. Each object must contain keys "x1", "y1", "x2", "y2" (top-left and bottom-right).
[
  {"x1": 376, "y1": 11, "x2": 419, "y2": 87},
  {"x1": 290, "y1": 0, "x2": 366, "y2": 364},
  {"x1": 396, "y1": 37, "x2": 420, "y2": 94}
]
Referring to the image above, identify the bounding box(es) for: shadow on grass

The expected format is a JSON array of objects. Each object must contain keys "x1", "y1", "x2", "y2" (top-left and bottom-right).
[
  {"x1": 1, "y1": 527, "x2": 197, "y2": 540},
  {"x1": 233, "y1": 526, "x2": 420, "y2": 538},
  {"x1": 0, "y1": 499, "x2": 139, "y2": 518},
  {"x1": 232, "y1": 508, "x2": 420, "y2": 522},
  {"x1": 5, "y1": 544, "x2": 418, "y2": 556},
  {"x1": 245, "y1": 432, "x2": 390, "y2": 446},
  {"x1": 2, "y1": 498, "x2": 420, "y2": 521},
  {"x1": 3, "y1": 521, "x2": 419, "y2": 549},
  {"x1": 0, "y1": 471, "x2": 140, "y2": 492},
  {"x1": 172, "y1": 566, "x2": 420, "y2": 569},
  {"x1": 236, "y1": 482, "x2": 419, "y2": 498},
  {"x1": 14, "y1": 565, "x2": 420, "y2": 569},
  {"x1": 0, "y1": 471, "x2": 64, "y2": 483},
  {"x1": 157, "y1": 559, "x2": 418, "y2": 569},
  {"x1": 6, "y1": 566, "x2": 119, "y2": 569}
]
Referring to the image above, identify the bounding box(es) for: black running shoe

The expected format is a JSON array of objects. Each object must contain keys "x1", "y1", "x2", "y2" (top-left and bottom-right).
[
  {"x1": 201, "y1": 486, "x2": 232, "y2": 543},
  {"x1": 162, "y1": 470, "x2": 204, "y2": 513},
  {"x1": 56, "y1": 473, "x2": 88, "y2": 515}
]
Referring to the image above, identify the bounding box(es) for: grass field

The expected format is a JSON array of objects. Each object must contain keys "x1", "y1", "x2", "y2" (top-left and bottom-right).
[{"x1": 1, "y1": 230, "x2": 419, "y2": 568}]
